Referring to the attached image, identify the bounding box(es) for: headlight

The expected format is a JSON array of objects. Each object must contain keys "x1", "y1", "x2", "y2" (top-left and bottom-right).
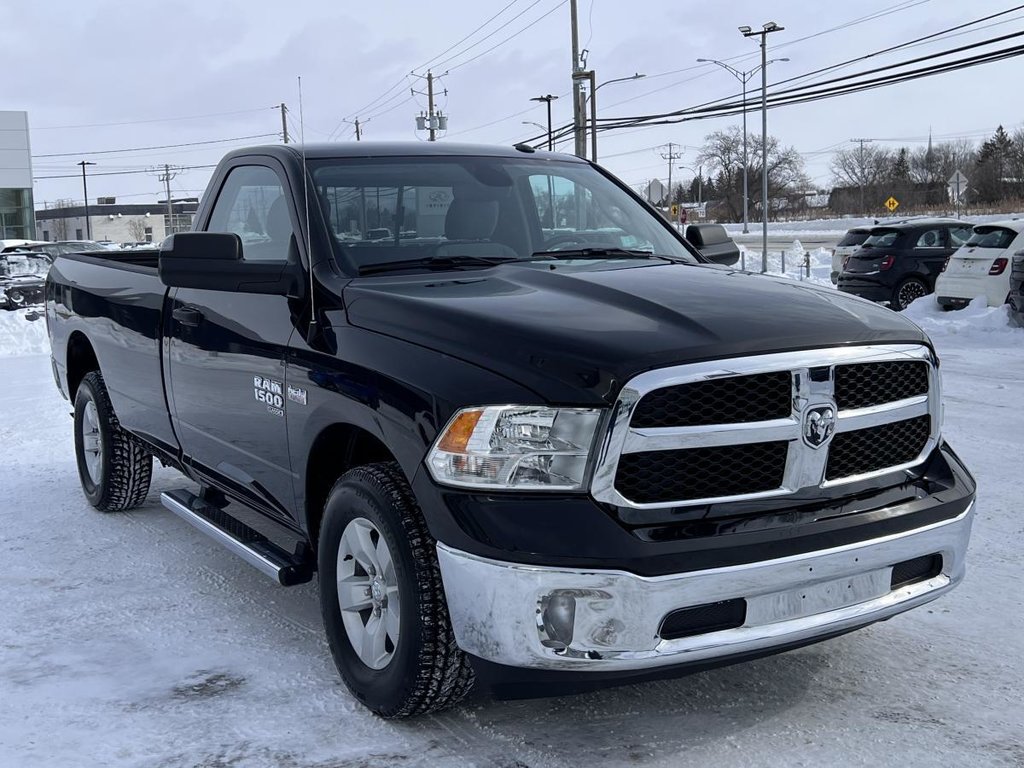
[{"x1": 427, "y1": 406, "x2": 603, "y2": 490}]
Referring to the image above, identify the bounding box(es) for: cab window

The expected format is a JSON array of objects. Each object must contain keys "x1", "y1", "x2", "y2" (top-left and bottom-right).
[{"x1": 207, "y1": 165, "x2": 295, "y2": 263}]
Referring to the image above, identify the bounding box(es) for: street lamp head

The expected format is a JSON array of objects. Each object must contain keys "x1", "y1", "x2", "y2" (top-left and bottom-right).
[
  {"x1": 738, "y1": 25, "x2": 752, "y2": 34},
  {"x1": 763, "y1": 22, "x2": 783, "y2": 31},
  {"x1": 530, "y1": 94, "x2": 558, "y2": 103},
  {"x1": 778, "y1": 57, "x2": 790, "y2": 62},
  {"x1": 631, "y1": 72, "x2": 646, "y2": 80}
]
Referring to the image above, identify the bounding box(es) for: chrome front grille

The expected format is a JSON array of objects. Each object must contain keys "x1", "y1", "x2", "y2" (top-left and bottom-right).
[{"x1": 592, "y1": 345, "x2": 940, "y2": 509}]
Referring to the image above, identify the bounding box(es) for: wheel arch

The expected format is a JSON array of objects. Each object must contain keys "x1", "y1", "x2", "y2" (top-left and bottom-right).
[
  {"x1": 304, "y1": 422, "x2": 397, "y2": 553},
  {"x1": 66, "y1": 331, "x2": 100, "y2": 401}
]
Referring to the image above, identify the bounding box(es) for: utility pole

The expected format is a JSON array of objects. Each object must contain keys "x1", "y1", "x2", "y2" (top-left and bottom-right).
[
  {"x1": 77, "y1": 161, "x2": 96, "y2": 240},
  {"x1": 152, "y1": 164, "x2": 181, "y2": 236},
  {"x1": 279, "y1": 103, "x2": 289, "y2": 143},
  {"x1": 427, "y1": 71, "x2": 436, "y2": 142},
  {"x1": 741, "y1": 21, "x2": 785, "y2": 273},
  {"x1": 660, "y1": 143, "x2": 684, "y2": 212},
  {"x1": 570, "y1": 0, "x2": 585, "y2": 158},
  {"x1": 530, "y1": 94, "x2": 558, "y2": 150},
  {"x1": 412, "y1": 71, "x2": 447, "y2": 140},
  {"x1": 851, "y1": 138, "x2": 874, "y2": 214},
  {"x1": 354, "y1": 118, "x2": 361, "y2": 141}
]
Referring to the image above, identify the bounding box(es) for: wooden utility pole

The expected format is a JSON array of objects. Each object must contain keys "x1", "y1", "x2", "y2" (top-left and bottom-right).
[
  {"x1": 570, "y1": 0, "x2": 584, "y2": 157},
  {"x1": 280, "y1": 103, "x2": 289, "y2": 143}
]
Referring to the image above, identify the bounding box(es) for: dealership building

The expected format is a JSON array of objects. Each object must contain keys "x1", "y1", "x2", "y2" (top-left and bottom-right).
[{"x1": 0, "y1": 111, "x2": 35, "y2": 241}]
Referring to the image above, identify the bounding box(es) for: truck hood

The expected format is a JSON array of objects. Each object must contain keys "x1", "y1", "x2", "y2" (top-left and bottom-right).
[{"x1": 343, "y1": 262, "x2": 929, "y2": 404}]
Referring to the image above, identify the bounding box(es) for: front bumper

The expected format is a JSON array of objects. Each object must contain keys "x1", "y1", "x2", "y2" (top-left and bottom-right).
[{"x1": 437, "y1": 501, "x2": 973, "y2": 672}]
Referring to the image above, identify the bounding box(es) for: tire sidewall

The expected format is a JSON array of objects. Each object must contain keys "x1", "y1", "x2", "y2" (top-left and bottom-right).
[
  {"x1": 318, "y1": 475, "x2": 424, "y2": 715},
  {"x1": 73, "y1": 374, "x2": 111, "y2": 507},
  {"x1": 894, "y1": 277, "x2": 928, "y2": 311}
]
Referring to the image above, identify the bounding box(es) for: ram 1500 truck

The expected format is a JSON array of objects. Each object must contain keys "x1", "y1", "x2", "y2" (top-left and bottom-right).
[{"x1": 46, "y1": 143, "x2": 976, "y2": 718}]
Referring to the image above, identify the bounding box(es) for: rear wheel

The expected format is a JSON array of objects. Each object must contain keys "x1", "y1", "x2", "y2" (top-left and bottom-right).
[
  {"x1": 893, "y1": 277, "x2": 929, "y2": 311},
  {"x1": 317, "y1": 462, "x2": 474, "y2": 718},
  {"x1": 73, "y1": 371, "x2": 153, "y2": 511}
]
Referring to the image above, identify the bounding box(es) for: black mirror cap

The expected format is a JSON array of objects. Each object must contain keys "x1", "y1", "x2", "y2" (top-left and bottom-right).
[{"x1": 160, "y1": 232, "x2": 243, "y2": 262}]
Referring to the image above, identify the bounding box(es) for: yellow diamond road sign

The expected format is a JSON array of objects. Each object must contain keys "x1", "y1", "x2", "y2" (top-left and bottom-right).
[{"x1": 885, "y1": 196, "x2": 900, "y2": 212}]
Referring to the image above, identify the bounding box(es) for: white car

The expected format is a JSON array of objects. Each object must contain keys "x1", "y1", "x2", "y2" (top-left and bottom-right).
[
  {"x1": 935, "y1": 219, "x2": 1024, "y2": 309},
  {"x1": 830, "y1": 227, "x2": 871, "y2": 284}
]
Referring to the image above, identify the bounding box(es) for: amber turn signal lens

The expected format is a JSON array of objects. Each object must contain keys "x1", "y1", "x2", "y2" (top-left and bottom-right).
[{"x1": 437, "y1": 409, "x2": 484, "y2": 453}]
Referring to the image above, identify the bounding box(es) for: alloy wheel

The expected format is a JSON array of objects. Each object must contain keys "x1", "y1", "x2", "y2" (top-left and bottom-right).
[{"x1": 336, "y1": 516, "x2": 401, "y2": 670}]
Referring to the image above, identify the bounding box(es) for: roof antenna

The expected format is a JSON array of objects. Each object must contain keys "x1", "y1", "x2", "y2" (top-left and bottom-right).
[{"x1": 298, "y1": 75, "x2": 316, "y2": 341}]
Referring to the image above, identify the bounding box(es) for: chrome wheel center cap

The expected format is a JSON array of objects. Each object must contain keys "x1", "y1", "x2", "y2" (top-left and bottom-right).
[{"x1": 370, "y1": 578, "x2": 385, "y2": 605}]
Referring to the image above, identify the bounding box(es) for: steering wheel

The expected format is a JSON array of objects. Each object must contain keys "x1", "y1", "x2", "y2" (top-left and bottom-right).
[{"x1": 542, "y1": 233, "x2": 590, "y2": 251}]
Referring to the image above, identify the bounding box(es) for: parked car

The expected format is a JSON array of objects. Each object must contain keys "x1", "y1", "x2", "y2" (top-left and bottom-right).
[
  {"x1": 934, "y1": 220, "x2": 1024, "y2": 309},
  {"x1": 837, "y1": 218, "x2": 973, "y2": 310},
  {"x1": 0, "y1": 251, "x2": 49, "y2": 310},
  {"x1": 46, "y1": 142, "x2": 975, "y2": 718},
  {"x1": 1009, "y1": 250, "x2": 1024, "y2": 326},
  {"x1": 830, "y1": 227, "x2": 872, "y2": 284},
  {"x1": 683, "y1": 223, "x2": 740, "y2": 266}
]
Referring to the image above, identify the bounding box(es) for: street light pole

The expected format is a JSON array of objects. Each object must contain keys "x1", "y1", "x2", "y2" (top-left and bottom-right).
[
  {"x1": 77, "y1": 160, "x2": 96, "y2": 240},
  {"x1": 740, "y1": 22, "x2": 785, "y2": 273},
  {"x1": 574, "y1": 72, "x2": 646, "y2": 163},
  {"x1": 698, "y1": 56, "x2": 787, "y2": 237},
  {"x1": 530, "y1": 94, "x2": 559, "y2": 150}
]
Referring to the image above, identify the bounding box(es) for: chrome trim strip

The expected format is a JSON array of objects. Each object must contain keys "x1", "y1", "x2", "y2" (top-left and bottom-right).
[
  {"x1": 835, "y1": 395, "x2": 929, "y2": 432},
  {"x1": 436, "y1": 501, "x2": 973, "y2": 672},
  {"x1": 623, "y1": 418, "x2": 799, "y2": 452},
  {"x1": 161, "y1": 492, "x2": 284, "y2": 583},
  {"x1": 591, "y1": 344, "x2": 938, "y2": 510}
]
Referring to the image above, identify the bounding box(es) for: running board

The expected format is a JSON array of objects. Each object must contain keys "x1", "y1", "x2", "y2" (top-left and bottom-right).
[{"x1": 161, "y1": 489, "x2": 313, "y2": 586}]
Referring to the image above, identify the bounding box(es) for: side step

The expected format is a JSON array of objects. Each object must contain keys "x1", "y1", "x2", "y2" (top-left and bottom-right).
[{"x1": 161, "y1": 489, "x2": 313, "y2": 586}]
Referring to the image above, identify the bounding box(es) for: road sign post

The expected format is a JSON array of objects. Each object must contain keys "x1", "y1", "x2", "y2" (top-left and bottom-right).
[{"x1": 948, "y1": 170, "x2": 969, "y2": 219}]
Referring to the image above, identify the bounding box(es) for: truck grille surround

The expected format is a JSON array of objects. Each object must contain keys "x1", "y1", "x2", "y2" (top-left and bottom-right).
[{"x1": 592, "y1": 346, "x2": 940, "y2": 509}]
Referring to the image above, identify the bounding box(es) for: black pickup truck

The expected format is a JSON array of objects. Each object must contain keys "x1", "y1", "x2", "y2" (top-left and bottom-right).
[{"x1": 46, "y1": 143, "x2": 975, "y2": 718}]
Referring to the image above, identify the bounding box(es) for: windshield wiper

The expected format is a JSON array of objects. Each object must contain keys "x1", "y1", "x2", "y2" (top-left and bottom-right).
[
  {"x1": 530, "y1": 247, "x2": 684, "y2": 262},
  {"x1": 358, "y1": 254, "x2": 519, "y2": 276}
]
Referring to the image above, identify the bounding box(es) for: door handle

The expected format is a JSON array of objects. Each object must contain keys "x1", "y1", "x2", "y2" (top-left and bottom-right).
[{"x1": 172, "y1": 306, "x2": 203, "y2": 327}]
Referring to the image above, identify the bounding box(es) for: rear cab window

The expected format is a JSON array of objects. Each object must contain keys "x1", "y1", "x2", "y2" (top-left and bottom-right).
[
  {"x1": 966, "y1": 227, "x2": 1017, "y2": 249},
  {"x1": 837, "y1": 230, "x2": 870, "y2": 248}
]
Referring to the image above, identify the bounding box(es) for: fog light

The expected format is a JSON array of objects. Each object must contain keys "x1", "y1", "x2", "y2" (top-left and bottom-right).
[{"x1": 539, "y1": 594, "x2": 577, "y2": 650}]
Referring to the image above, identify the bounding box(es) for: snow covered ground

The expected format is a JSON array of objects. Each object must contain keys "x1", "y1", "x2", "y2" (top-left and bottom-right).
[{"x1": 1, "y1": 302, "x2": 1023, "y2": 767}]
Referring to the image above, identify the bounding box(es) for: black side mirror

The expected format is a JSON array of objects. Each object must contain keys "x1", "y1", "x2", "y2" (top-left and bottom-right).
[{"x1": 158, "y1": 232, "x2": 299, "y2": 295}]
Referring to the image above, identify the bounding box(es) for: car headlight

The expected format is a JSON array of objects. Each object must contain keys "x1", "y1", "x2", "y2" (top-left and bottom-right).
[{"x1": 427, "y1": 406, "x2": 603, "y2": 490}]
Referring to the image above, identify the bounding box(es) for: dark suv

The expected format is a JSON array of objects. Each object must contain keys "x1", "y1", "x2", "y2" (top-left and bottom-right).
[{"x1": 837, "y1": 219, "x2": 972, "y2": 311}]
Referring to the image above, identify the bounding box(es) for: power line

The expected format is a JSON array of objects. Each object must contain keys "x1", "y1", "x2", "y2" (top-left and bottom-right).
[
  {"x1": 33, "y1": 164, "x2": 217, "y2": 181},
  {"x1": 33, "y1": 133, "x2": 279, "y2": 159},
  {"x1": 33, "y1": 107, "x2": 275, "y2": 131},
  {"x1": 445, "y1": 1, "x2": 568, "y2": 73},
  {"x1": 431, "y1": 0, "x2": 548, "y2": 71},
  {"x1": 413, "y1": 0, "x2": 521, "y2": 71}
]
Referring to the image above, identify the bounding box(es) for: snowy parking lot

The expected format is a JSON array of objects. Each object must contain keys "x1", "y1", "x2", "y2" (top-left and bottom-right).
[{"x1": 2, "y1": 297, "x2": 1022, "y2": 768}]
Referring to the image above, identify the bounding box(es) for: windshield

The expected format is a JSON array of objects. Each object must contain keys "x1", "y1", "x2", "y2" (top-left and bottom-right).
[
  {"x1": 0, "y1": 254, "x2": 49, "y2": 277},
  {"x1": 966, "y1": 227, "x2": 1016, "y2": 250},
  {"x1": 861, "y1": 229, "x2": 900, "y2": 248},
  {"x1": 311, "y1": 156, "x2": 698, "y2": 273},
  {"x1": 837, "y1": 230, "x2": 869, "y2": 247}
]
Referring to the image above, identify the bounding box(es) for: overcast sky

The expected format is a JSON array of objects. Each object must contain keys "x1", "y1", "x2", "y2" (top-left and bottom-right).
[{"x1": 7, "y1": 0, "x2": 1023, "y2": 208}]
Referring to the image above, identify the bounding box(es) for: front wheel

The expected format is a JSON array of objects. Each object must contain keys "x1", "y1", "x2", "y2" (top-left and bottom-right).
[
  {"x1": 893, "y1": 277, "x2": 929, "y2": 311},
  {"x1": 318, "y1": 463, "x2": 473, "y2": 718},
  {"x1": 73, "y1": 371, "x2": 153, "y2": 511}
]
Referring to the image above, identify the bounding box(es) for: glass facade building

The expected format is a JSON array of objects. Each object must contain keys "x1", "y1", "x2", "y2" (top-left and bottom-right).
[{"x1": 0, "y1": 111, "x2": 35, "y2": 241}]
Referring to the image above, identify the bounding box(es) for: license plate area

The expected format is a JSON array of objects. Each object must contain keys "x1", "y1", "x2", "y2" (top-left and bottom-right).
[{"x1": 744, "y1": 569, "x2": 891, "y2": 625}]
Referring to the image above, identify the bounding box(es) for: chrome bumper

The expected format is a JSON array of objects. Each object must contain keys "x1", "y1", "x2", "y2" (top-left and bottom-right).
[{"x1": 436, "y1": 504, "x2": 973, "y2": 672}]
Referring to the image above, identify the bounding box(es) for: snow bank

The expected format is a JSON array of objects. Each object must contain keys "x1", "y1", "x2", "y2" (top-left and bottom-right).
[
  {"x1": 0, "y1": 308, "x2": 49, "y2": 358},
  {"x1": 904, "y1": 295, "x2": 1023, "y2": 341},
  {"x1": 738, "y1": 244, "x2": 835, "y2": 287}
]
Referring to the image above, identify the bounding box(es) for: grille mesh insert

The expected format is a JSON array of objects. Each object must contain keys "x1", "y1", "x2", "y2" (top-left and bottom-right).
[
  {"x1": 615, "y1": 441, "x2": 788, "y2": 504},
  {"x1": 826, "y1": 415, "x2": 930, "y2": 481},
  {"x1": 835, "y1": 361, "x2": 929, "y2": 410},
  {"x1": 631, "y1": 371, "x2": 792, "y2": 428}
]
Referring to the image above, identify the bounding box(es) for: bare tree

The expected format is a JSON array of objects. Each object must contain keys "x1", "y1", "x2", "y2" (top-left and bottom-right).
[
  {"x1": 47, "y1": 199, "x2": 75, "y2": 240},
  {"x1": 909, "y1": 139, "x2": 976, "y2": 185},
  {"x1": 829, "y1": 145, "x2": 893, "y2": 189},
  {"x1": 127, "y1": 217, "x2": 148, "y2": 242},
  {"x1": 698, "y1": 127, "x2": 808, "y2": 221}
]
